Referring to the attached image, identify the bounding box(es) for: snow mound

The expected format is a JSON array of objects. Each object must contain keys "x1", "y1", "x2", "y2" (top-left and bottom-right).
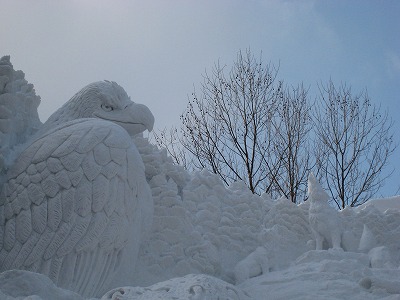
[
  {"x1": 133, "y1": 136, "x2": 400, "y2": 290},
  {"x1": 362, "y1": 196, "x2": 400, "y2": 213},
  {"x1": 102, "y1": 274, "x2": 250, "y2": 300},
  {"x1": 0, "y1": 270, "x2": 85, "y2": 300},
  {"x1": 259, "y1": 197, "x2": 312, "y2": 271},
  {"x1": 133, "y1": 137, "x2": 268, "y2": 285},
  {"x1": 234, "y1": 246, "x2": 269, "y2": 284},
  {"x1": 241, "y1": 249, "x2": 399, "y2": 300}
]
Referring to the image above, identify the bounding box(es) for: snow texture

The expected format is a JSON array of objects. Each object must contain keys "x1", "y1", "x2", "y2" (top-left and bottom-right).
[
  {"x1": 234, "y1": 246, "x2": 269, "y2": 284},
  {"x1": 0, "y1": 56, "x2": 41, "y2": 186},
  {"x1": 102, "y1": 274, "x2": 250, "y2": 300},
  {"x1": 0, "y1": 269, "x2": 85, "y2": 300},
  {"x1": 1, "y1": 57, "x2": 400, "y2": 299}
]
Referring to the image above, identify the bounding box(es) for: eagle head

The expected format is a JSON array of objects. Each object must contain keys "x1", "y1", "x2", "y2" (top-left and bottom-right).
[{"x1": 43, "y1": 81, "x2": 155, "y2": 136}]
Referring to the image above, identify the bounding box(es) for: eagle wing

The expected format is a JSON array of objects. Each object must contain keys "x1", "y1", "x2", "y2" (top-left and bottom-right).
[{"x1": 0, "y1": 118, "x2": 152, "y2": 297}]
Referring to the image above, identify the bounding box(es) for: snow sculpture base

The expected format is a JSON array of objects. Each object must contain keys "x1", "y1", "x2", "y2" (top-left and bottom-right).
[
  {"x1": 0, "y1": 270, "x2": 85, "y2": 300},
  {"x1": 102, "y1": 274, "x2": 249, "y2": 300}
]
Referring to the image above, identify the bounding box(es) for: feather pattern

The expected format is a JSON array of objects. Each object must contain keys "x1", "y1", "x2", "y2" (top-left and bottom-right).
[{"x1": 0, "y1": 119, "x2": 152, "y2": 297}]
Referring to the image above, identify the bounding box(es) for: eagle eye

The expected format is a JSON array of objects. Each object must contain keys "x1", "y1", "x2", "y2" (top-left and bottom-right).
[{"x1": 101, "y1": 104, "x2": 114, "y2": 112}]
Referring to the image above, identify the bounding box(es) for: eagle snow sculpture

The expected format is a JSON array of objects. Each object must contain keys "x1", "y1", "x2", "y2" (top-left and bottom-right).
[{"x1": 0, "y1": 56, "x2": 154, "y2": 297}]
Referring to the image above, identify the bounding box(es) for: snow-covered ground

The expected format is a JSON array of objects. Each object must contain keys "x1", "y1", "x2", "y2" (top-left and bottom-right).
[{"x1": 1, "y1": 57, "x2": 400, "y2": 299}]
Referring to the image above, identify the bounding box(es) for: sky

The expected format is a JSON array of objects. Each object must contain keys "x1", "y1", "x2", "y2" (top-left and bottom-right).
[{"x1": 1, "y1": 0, "x2": 399, "y2": 195}]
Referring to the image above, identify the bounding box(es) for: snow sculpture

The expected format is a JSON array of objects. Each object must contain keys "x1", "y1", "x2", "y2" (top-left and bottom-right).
[
  {"x1": 358, "y1": 224, "x2": 377, "y2": 252},
  {"x1": 0, "y1": 56, "x2": 41, "y2": 185},
  {"x1": 234, "y1": 246, "x2": 269, "y2": 284},
  {"x1": 0, "y1": 57, "x2": 155, "y2": 297},
  {"x1": 131, "y1": 161, "x2": 268, "y2": 286},
  {"x1": 308, "y1": 173, "x2": 343, "y2": 250}
]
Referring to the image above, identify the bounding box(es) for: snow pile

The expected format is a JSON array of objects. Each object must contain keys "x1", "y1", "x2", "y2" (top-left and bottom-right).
[
  {"x1": 234, "y1": 246, "x2": 269, "y2": 284},
  {"x1": 241, "y1": 249, "x2": 400, "y2": 300},
  {"x1": 258, "y1": 197, "x2": 312, "y2": 272},
  {"x1": 130, "y1": 137, "x2": 400, "y2": 299},
  {"x1": 362, "y1": 195, "x2": 400, "y2": 213},
  {"x1": 0, "y1": 270, "x2": 85, "y2": 300},
  {"x1": 133, "y1": 137, "x2": 267, "y2": 285},
  {"x1": 102, "y1": 274, "x2": 250, "y2": 300},
  {"x1": 132, "y1": 137, "x2": 400, "y2": 295}
]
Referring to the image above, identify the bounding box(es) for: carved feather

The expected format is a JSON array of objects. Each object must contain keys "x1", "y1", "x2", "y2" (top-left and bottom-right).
[
  {"x1": 15, "y1": 208, "x2": 32, "y2": 243},
  {"x1": 31, "y1": 201, "x2": 47, "y2": 234}
]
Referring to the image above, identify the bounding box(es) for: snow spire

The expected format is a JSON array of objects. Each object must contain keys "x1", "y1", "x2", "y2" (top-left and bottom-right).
[
  {"x1": 0, "y1": 56, "x2": 41, "y2": 187},
  {"x1": 307, "y1": 173, "x2": 329, "y2": 203}
]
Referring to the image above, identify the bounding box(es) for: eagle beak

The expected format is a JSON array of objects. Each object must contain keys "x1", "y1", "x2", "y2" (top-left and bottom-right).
[
  {"x1": 127, "y1": 102, "x2": 155, "y2": 133},
  {"x1": 115, "y1": 102, "x2": 154, "y2": 136},
  {"x1": 96, "y1": 102, "x2": 154, "y2": 136}
]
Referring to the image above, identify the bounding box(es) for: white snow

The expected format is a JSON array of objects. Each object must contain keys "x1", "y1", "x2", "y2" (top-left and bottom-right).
[
  {"x1": 1, "y1": 58, "x2": 400, "y2": 299},
  {"x1": 0, "y1": 270, "x2": 85, "y2": 300},
  {"x1": 234, "y1": 246, "x2": 269, "y2": 284},
  {"x1": 362, "y1": 195, "x2": 400, "y2": 213},
  {"x1": 4, "y1": 135, "x2": 399, "y2": 300}
]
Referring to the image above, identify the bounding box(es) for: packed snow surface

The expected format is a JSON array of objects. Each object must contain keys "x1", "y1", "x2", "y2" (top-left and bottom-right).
[{"x1": 1, "y1": 57, "x2": 400, "y2": 299}]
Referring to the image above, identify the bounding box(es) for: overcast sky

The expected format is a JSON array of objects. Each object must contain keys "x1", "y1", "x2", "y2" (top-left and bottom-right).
[{"x1": 1, "y1": 0, "x2": 399, "y2": 195}]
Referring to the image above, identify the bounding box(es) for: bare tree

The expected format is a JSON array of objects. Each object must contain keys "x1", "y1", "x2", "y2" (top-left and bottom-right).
[
  {"x1": 314, "y1": 81, "x2": 395, "y2": 209},
  {"x1": 155, "y1": 50, "x2": 314, "y2": 200},
  {"x1": 272, "y1": 84, "x2": 314, "y2": 203},
  {"x1": 154, "y1": 127, "x2": 190, "y2": 169},
  {"x1": 155, "y1": 53, "x2": 395, "y2": 206},
  {"x1": 176, "y1": 49, "x2": 281, "y2": 194}
]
